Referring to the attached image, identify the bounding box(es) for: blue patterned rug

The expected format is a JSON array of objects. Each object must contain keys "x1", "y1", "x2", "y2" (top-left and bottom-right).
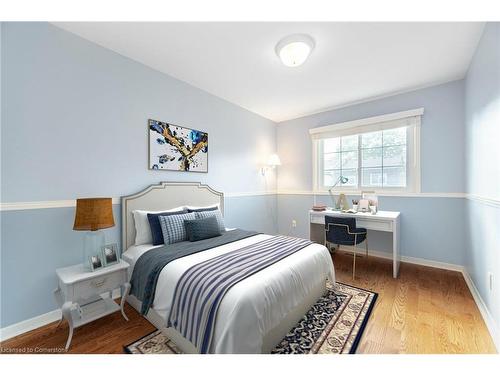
[{"x1": 124, "y1": 282, "x2": 377, "y2": 354}]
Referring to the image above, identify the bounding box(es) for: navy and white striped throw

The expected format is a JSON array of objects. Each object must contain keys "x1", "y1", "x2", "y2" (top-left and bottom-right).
[{"x1": 167, "y1": 235, "x2": 313, "y2": 353}]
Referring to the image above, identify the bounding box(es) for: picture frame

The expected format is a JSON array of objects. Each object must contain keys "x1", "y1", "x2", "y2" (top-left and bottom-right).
[
  {"x1": 358, "y1": 199, "x2": 370, "y2": 212},
  {"x1": 89, "y1": 254, "x2": 104, "y2": 272},
  {"x1": 362, "y1": 191, "x2": 379, "y2": 209},
  {"x1": 148, "y1": 119, "x2": 208, "y2": 173},
  {"x1": 101, "y1": 243, "x2": 120, "y2": 267}
]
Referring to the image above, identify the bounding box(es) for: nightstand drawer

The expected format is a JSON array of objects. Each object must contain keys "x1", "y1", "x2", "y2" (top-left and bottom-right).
[{"x1": 73, "y1": 270, "x2": 126, "y2": 299}]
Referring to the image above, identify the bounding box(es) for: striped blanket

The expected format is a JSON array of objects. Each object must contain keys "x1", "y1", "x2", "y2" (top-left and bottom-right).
[{"x1": 167, "y1": 235, "x2": 313, "y2": 353}]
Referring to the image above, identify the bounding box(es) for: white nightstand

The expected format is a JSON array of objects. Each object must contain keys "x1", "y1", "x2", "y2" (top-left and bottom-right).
[{"x1": 53, "y1": 259, "x2": 131, "y2": 350}]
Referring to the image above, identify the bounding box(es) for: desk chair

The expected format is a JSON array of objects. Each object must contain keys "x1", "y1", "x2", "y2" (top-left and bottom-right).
[{"x1": 324, "y1": 216, "x2": 368, "y2": 279}]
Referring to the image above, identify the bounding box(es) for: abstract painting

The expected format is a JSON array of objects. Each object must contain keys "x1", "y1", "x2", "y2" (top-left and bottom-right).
[{"x1": 148, "y1": 119, "x2": 208, "y2": 172}]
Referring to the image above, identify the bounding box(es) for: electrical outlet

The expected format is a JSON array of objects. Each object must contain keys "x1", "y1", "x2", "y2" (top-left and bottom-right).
[
  {"x1": 488, "y1": 272, "x2": 494, "y2": 292},
  {"x1": 292, "y1": 219, "x2": 297, "y2": 228}
]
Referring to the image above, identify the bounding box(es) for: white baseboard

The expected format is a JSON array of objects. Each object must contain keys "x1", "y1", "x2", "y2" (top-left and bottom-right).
[
  {"x1": 337, "y1": 246, "x2": 464, "y2": 272},
  {"x1": 399, "y1": 254, "x2": 464, "y2": 272},
  {"x1": 0, "y1": 290, "x2": 121, "y2": 342},
  {"x1": 0, "y1": 309, "x2": 62, "y2": 342},
  {"x1": 461, "y1": 269, "x2": 499, "y2": 352}
]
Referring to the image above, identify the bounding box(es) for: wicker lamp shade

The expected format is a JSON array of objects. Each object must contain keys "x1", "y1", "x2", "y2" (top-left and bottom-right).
[{"x1": 73, "y1": 198, "x2": 115, "y2": 231}]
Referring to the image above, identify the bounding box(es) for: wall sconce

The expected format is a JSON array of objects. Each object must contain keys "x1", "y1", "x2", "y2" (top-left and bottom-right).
[{"x1": 261, "y1": 153, "x2": 281, "y2": 176}]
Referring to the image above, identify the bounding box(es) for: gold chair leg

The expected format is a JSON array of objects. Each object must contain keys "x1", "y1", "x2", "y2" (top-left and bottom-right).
[
  {"x1": 353, "y1": 234, "x2": 357, "y2": 280},
  {"x1": 365, "y1": 236, "x2": 369, "y2": 258},
  {"x1": 326, "y1": 241, "x2": 333, "y2": 253}
]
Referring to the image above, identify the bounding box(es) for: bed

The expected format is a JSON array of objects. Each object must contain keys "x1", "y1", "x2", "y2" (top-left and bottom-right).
[{"x1": 122, "y1": 182, "x2": 335, "y2": 353}]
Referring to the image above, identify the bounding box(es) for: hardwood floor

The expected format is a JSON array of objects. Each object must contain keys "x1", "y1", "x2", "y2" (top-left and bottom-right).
[
  {"x1": 0, "y1": 302, "x2": 156, "y2": 354},
  {"x1": 1, "y1": 252, "x2": 496, "y2": 354},
  {"x1": 333, "y1": 251, "x2": 496, "y2": 354}
]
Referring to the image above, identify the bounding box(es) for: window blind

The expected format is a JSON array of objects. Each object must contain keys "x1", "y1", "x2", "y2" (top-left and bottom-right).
[{"x1": 309, "y1": 108, "x2": 423, "y2": 141}]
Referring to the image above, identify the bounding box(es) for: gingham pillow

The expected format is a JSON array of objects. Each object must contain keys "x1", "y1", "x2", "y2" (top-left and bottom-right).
[
  {"x1": 159, "y1": 212, "x2": 196, "y2": 245},
  {"x1": 195, "y1": 210, "x2": 225, "y2": 232}
]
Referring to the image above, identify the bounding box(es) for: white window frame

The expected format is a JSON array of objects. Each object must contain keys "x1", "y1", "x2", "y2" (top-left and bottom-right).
[{"x1": 311, "y1": 108, "x2": 423, "y2": 194}]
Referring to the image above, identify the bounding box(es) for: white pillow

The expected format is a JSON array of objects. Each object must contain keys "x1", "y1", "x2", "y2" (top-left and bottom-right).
[{"x1": 132, "y1": 206, "x2": 185, "y2": 245}]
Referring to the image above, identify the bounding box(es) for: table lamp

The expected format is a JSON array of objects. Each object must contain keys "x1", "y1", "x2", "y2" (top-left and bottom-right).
[
  {"x1": 328, "y1": 176, "x2": 348, "y2": 209},
  {"x1": 73, "y1": 198, "x2": 115, "y2": 270}
]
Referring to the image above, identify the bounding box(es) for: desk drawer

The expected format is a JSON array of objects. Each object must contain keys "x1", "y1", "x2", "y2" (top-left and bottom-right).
[
  {"x1": 310, "y1": 214, "x2": 325, "y2": 224},
  {"x1": 356, "y1": 218, "x2": 392, "y2": 232},
  {"x1": 73, "y1": 271, "x2": 126, "y2": 299}
]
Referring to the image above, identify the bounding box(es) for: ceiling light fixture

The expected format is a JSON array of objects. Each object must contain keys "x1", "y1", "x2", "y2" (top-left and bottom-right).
[{"x1": 275, "y1": 34, "x2": 315, "y2": 67}]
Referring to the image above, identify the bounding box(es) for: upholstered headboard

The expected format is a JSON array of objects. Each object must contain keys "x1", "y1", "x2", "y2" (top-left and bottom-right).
[{"x1": 121, "y1": 182, "x2": 224, "y2": 250}]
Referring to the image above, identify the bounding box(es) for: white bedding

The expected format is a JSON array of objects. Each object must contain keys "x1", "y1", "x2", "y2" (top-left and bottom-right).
[{"x1": 123, "y1": 234, "x2": 335, "y2": 353}]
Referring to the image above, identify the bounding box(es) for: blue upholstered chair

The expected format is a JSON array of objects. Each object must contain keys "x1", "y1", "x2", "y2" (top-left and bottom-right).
[{"x1": 325, "y1": 216, "x2": 368, "y2": 279}]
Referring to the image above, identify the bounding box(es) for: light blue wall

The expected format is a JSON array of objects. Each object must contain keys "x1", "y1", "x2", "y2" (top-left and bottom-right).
[
  {"x1": 0, "y1": 196, "x2": 277, "y2": 327},
  {"x1": 225, "y1": 195, "x2": 277, "y2": 232},
  {"x1": 278, "y1": 194, "x2": 465, "y2": 265},
  {"x1": 1, "y1": 206, "x2": 121, "y2": 327},
  {"x1": 277, "y1": 79, "x2": 466, "y2": 193},
  {"x1": 465, "y1": 23, "x2": 500, "y2": 201},
  {"x1": 1, "y1": 22, "x2": 277, "y2": 202},
  {"x1": 464, "y1": 23, "x2": 500, "y2": 341},
  {"x1": 276, "y1": 80, "x2": 467, "y2": 265},
  {"x1": 0, "y1": 22, "x2": 278, "y2": 328}
]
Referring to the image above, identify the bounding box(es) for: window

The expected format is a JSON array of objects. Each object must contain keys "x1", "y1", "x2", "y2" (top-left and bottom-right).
[{"x1": 311, "y1": 109, "x2": 422, "y2": 193}]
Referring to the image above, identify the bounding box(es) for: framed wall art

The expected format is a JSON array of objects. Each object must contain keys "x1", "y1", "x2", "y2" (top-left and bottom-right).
[{"x1": 148, "y1": 119, "x2": 208, "y2": 172}]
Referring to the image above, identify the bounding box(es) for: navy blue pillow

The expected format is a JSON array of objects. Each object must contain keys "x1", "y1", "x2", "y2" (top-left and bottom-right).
[
  {"x1": 148, "y1": 209, "x2": 187, "y2": 245},
  {"x1": 187, "y1": 206, "x2": 218, "y2": 213},
  {"x1": 184, "y1": 216, "x2": 221, "y2": 242}
]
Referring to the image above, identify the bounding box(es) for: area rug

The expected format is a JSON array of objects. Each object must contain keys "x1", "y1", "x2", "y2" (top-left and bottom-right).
[{"x1": 124, "y1": 282, "x2": 377, "y2": 354}]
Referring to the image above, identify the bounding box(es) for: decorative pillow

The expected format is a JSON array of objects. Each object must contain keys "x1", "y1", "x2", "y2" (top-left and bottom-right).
[
  {"x1": 184, "y1": 216, "x2": 221, "y2": 242},
  {"x1": 148, "y1": 209, "x2": 188, "y2": 245},
  {"x1": 195, "y1": 210, "x2": 225, "y2": 232},
  {"x1": 186, "y1": 204, "x2": 219, "y2": 213},
  {"x1": 159, "y1": 212, "x2": 196, "y2": 245},
  {"x1": 132, "y1": 207, "x2": 185, "y2": 245}
]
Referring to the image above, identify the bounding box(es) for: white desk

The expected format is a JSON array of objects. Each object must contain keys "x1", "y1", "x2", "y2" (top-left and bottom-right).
[{"x1": 309, "y1": 210, "x2": 401, "y2": 278}]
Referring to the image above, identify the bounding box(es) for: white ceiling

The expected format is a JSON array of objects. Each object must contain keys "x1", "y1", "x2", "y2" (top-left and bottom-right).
[{"x1": 53, "y1": 22, "x2": 485, "y2": 123}]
